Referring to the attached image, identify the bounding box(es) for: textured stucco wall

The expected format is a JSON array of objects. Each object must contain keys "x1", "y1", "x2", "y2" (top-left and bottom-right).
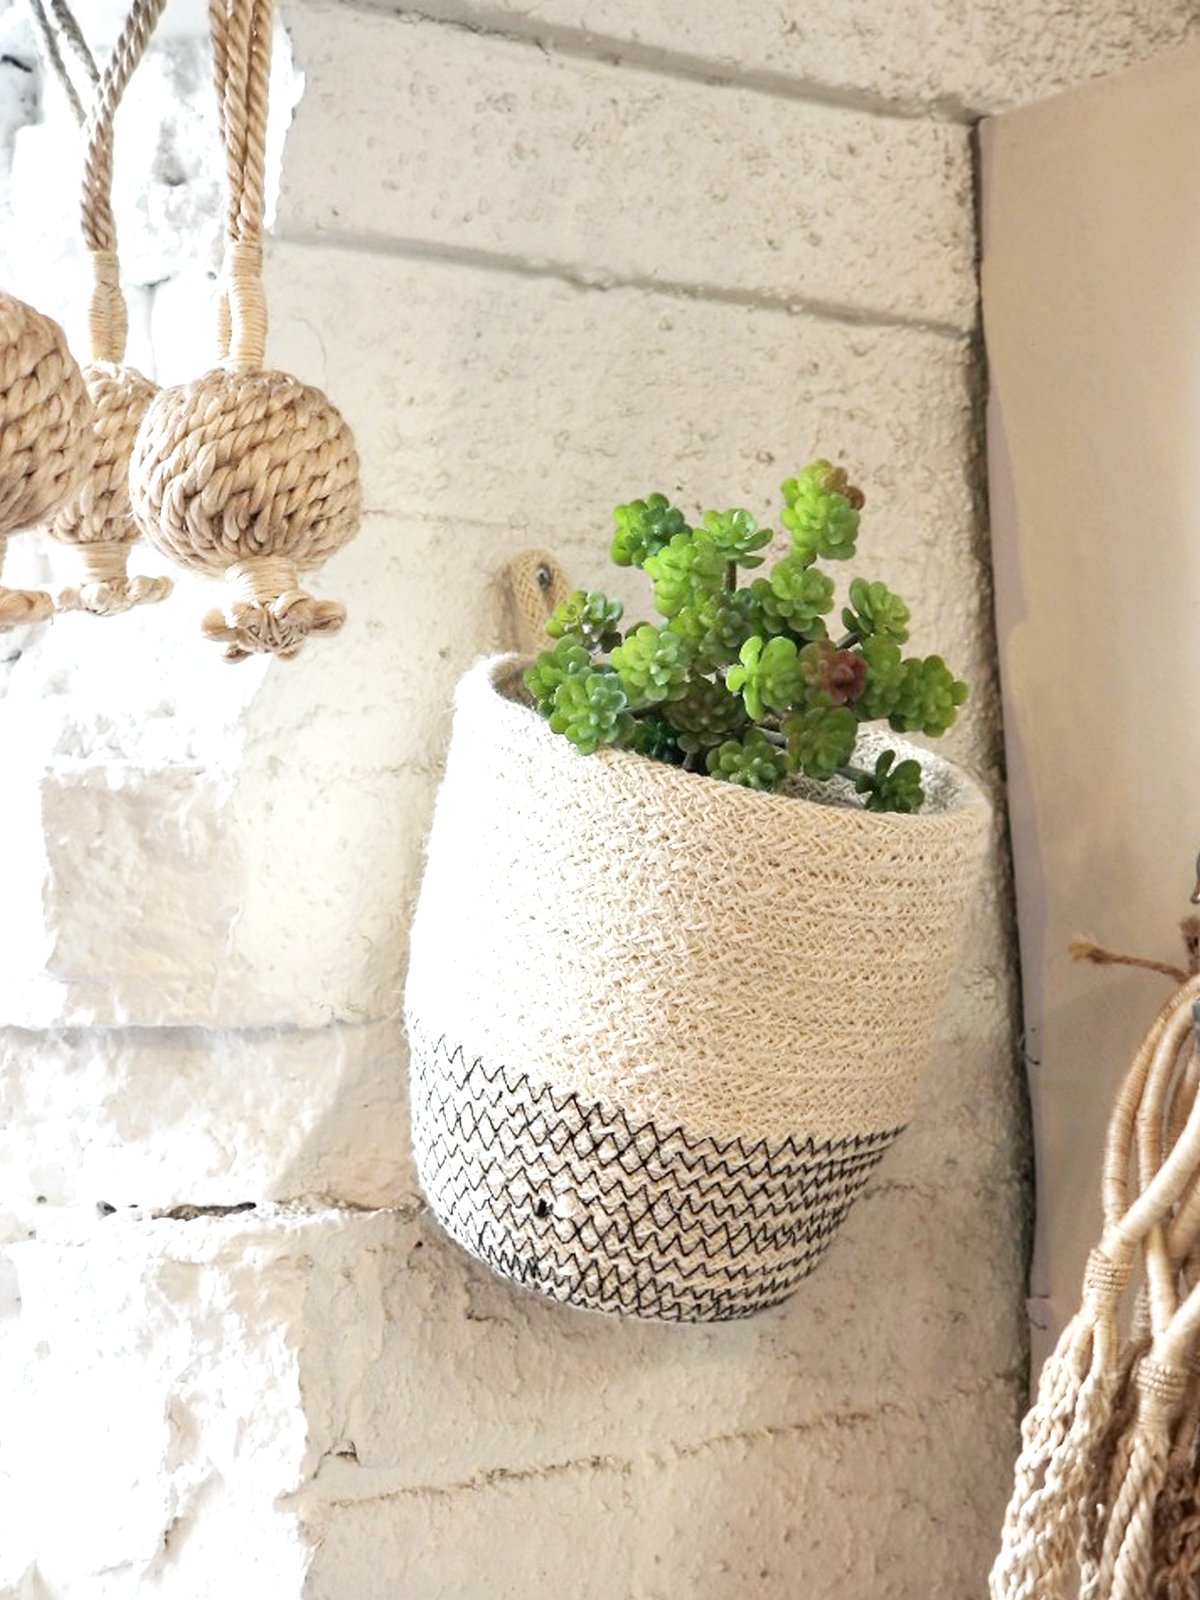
[{"x1": 0, "y1": 1, "x2": 1190, "y2": 1594}]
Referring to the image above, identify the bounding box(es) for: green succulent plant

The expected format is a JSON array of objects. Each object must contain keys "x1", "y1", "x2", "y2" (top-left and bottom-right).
[{"x1": 525, "y1": 464, "x2": 968, "y2": 812}]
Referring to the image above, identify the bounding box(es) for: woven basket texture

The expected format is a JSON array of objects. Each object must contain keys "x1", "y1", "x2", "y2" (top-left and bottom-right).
[{"x1": 405, "y1": 655, "x2": 989, "y2": 1320}]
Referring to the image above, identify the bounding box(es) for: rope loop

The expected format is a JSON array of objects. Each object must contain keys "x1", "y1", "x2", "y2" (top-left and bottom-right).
[{"x1": 28, "y1": 0, "x2": 170, "y2": 365}]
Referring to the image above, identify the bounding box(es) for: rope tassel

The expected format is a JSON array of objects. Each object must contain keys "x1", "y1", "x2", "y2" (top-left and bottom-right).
[
  {"x1": 995, "y1": 940, "x2": 1200, "y2": 1600},
  {"x1": 1096, "y1": 1357, "x2": 1188, "y2": 1598},
  {"x1": 990, "y1": 1248, "x2": 1134, "y2": 1600},
  {"x1": 129, "y1": 0, "x2": 361, "y2": 662}
]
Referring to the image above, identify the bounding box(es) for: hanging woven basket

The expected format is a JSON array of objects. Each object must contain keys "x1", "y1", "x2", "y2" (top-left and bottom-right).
[{"x1": 405, "y1": 654, "x2": 990, "y2": 1323}]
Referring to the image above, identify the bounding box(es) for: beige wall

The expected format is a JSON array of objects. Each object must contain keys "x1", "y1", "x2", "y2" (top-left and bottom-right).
[{"x1": 984, "y1": 41, "x2": 1200, "y2": 1360}]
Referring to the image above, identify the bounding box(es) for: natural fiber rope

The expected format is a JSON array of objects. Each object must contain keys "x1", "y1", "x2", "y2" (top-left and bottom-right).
[
  {"x1": 1138, "y1": 1037, "x2": 1200, "y2": 1599},
  {"x1": 1143, "y1": 1040, "x2": 1200, "y2": 1598},
  {"x1": 0, "y1": 287, "x2": 94, "y2": 628},
  {"x1": 28, "y1": 0, "x2": 174, "y2": 617},
  {"x1": 1071, "y1": 937, "x2": 1192, "y2": 987},
  {"x1": 42, "y1": 0, "x2": 171, "y2": 363},
  {"x1": 991, "y1": 974, "x2": 1200, "y2": 1599},
  {"x1": 209, "y1": 0, "x2": 270, "y2": 370},
  {"x1": 129, "y1": 0, "x2": 362, "y2": 661},
  {"x1": 24, "y1": 0, "x2": 89, "y2": 123},
  {"x1": 996, "y1": 930, "x2": 1200, "y2": 1600},
  {"x1": 1088, "y1": 1040, "x2": 1200, "y2": 1599},
  {"x1": 502, "y1": 549, "x2": 572, "y2": 653},
  {"x1": 49, "y1": 0, "x2": 99, "y2": 90}
]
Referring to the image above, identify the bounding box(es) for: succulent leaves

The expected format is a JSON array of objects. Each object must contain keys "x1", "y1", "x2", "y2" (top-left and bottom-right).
[{"x1": 524, "y1": 465, "x2": 969, "y2": 812}]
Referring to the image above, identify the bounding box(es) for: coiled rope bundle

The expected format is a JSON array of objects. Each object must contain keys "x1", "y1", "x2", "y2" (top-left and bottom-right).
[
  {"x1": 130, "y1": 0, "x2": 361, "y2": 661},
  {"x1": 25, "y1": 0, "x2": 174, "y2": 618}
]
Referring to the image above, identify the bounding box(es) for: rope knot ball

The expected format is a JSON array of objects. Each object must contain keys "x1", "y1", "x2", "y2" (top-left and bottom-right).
[
  {"x1": 129, "y1": 366, "x2": 361, "y2": 660},
  {"x1": 0, "y1": 290, "x2": 95, "y2": 627},
  {"x1": 50, "y1": 361, "x2": 173, "y2": 616},
  {"x1": 0, "y1": 291, "x2": 94, "y2": 535}
]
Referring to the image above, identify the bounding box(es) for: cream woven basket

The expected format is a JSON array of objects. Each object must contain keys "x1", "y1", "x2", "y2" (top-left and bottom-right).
[{"x1": 405, "y1": 655, "x2": 990, "y2": 1322}]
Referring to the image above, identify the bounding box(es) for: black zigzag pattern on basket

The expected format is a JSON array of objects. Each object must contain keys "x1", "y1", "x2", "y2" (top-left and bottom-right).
[{"x1": 409, "y1": 1027, "x2": 902, "y2": 1323}]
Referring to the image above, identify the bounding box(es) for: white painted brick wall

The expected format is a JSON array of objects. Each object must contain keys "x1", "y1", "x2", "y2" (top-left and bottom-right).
[
  {"x1": 0, "y1": 0, "x2": 1169, "y2": 1594},
  {"x1": 373, "y1": 0, "x2": 1200, "y2": 116},
  {"x1": 280, "y1": 5, "x2": 977, "y2": 329}
]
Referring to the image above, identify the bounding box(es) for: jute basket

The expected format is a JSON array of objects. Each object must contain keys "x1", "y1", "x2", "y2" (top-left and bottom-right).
[{"x1": 405, "y1": 655, "x2": 990, "y2": 1322}]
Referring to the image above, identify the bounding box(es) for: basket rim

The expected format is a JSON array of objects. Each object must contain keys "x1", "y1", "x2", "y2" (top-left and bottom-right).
[{"x1": 463, "y1": 652, "x2": 991, "y2": 835}]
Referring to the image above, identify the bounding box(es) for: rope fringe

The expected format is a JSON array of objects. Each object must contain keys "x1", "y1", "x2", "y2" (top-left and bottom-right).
[{"x1": 994, "y1": 934, "x2": 1200, "y2": 1599}]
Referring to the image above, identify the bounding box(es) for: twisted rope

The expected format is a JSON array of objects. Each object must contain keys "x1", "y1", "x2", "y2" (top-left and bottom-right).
[
  {"x1": 996, "y1": 928, "x2": 1200, "y2": 1599},
  {"x1": 209, "y1": 0, "x2": 272, "y2": 370},
  {"x1": 28, "y1": 0, "x2": 167, "y2": 362},
  {"x1": 24, "y1": 0, "x2": 90, "y2": 122},
  {"x1": 85, "y1": 0, "x2": 169, "y2": 361},
  {"x1": 992, "y1": 970, "x2": 1200, "y2": 1599},
  {"x1": 25, "y1": 0, "x2": 173, "y2": 617},
  {"x1": 48, "y1": 0, "x2": 99, "y2": 91},
  {"x1": 129, "y1": 0, "x2": 360, "y2": 661}
]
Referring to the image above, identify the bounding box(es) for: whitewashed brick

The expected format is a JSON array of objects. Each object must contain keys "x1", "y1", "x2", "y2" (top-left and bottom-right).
[
  {"x1": 11, "y1": 1216, "x2": 314, "y2": 1599},
  {"x1": 0, "y1": 734, "x2": 430, "y2": 1029},
  {"x1": 280, "y1": 3, "x2": 976, "y2": 330},
  {"x1": 0, "y1": 1019, "x2": 409, "y2": 1213},
  {"x1": 373, "y1": 0, "x2": 1199, "y2": 116},
  {"x1": 8, "y1": 1200, "x2": 1021, "y2": 1596},
  {"x1": 322, "y1": 1196, "x2": 1024, "y2": 1482},
  {"x1": 304, "y1": 1380, "x2": 1016, "y2": 1600},
  {"x1": 255, "y1": 243, "x2": 977, "y2": 543}
]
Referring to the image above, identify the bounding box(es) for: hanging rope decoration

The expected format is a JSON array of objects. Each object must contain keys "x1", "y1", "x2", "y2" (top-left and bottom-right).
[
  {"x1": 990, "y1": 924, "x2": 1200, "y2": 1600},
  {"x1": 129, "y1": 0, "x2": 361, "y2": 662},
  {"x1": 0, "y1": 287, "x2": 93, "y2": 627},
  {"x1": 0, "y1": 7, "x2": 97, "y2": 632},
  {"x1": 26, "y1": 0, "x2": 173, "y2": 618}
]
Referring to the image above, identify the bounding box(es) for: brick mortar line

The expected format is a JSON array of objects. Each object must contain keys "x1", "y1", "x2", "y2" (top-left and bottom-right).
[
  {"x1": 326, "y1": 0, "x2": 981, "y2": 126},
  {"x1": 274, "y1": 224, "x2": 975, "y2": 341},
  {"x1": 295, "y1": 1367, "x2": 1023, "y2": 1508}
]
